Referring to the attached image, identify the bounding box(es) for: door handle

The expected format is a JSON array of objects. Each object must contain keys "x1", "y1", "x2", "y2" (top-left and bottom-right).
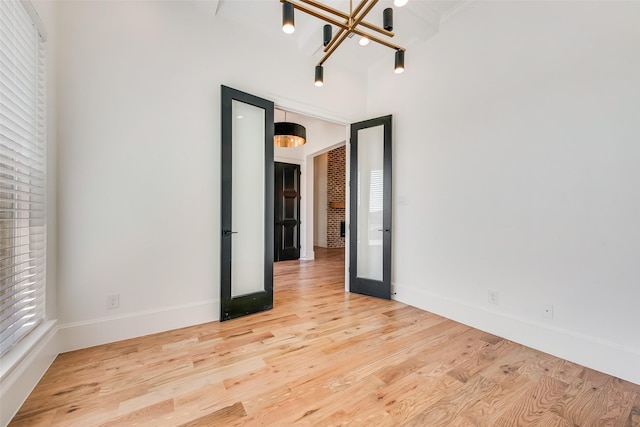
[
  {"x1": 377, "y1": 229, "x2": 390, "y2": 232},
  {"x1": 223, "y1": 230, "x2": 238, "y2": 236}
]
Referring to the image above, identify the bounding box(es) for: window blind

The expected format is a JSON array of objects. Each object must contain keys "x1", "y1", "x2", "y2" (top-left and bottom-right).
[{"x1": 0, "y1": 0, "x2": 46, "y2": 356}]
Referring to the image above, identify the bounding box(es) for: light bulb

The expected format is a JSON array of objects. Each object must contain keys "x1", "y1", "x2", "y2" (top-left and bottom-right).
[
  {"x1": 394, "y1": 0, "x2": 408, "y2": 6},
  {"x1": 283, "y1": 24, "x2": 295, "y2": 34},
  {"x1": 359, "y1": 37, "x2": 370, "y2": 46}
]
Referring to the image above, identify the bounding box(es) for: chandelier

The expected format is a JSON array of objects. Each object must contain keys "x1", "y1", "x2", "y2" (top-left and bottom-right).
[{"x1": 281, "y1": 0, "x2": 407, "y2": 86}]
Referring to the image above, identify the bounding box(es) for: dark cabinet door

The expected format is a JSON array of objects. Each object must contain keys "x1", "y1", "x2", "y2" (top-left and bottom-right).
[{"x1": 275, "y1": 162, "x2": 301, "y2": 262}]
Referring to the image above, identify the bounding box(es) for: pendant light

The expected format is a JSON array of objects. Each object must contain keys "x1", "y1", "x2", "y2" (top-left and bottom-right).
[
  {"x1": 383, "y1": 8, "x2": 393, "y2": 32},
  {"x1": 274, "y1": 112, "x2": 307, "y2": 148},
  {"x1": 315, "y1": 65, "x2": 324, "y2": 87},
  {"x1": 394, "y1": 49, "x2": 405, "y2": 73},
  {"x1": 323, "y1": 24, "x2": 332, "y2": 47},
  {"x1": 282, "y1": 1, "x2": 295, "y2": 34}
]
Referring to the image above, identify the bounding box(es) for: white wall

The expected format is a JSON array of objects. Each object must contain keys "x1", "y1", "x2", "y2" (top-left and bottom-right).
[
  {"x1": 55, "y1": 1, "x2": 366, "y2": 351},
  {"x1": 367, "y1": 1, "x2": 640, "y2": 384}
]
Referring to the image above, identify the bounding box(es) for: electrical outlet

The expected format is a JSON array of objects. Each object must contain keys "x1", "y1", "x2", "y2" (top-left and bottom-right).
[
  {"x1": 107, "y1": 294, "x2": 119, "y2": 309},
  {"x1": 542, "y1": 304, "x2": 554, "y2": 319},
  {"x1": 488, "y1": 289, "x2": 499, "y2": 305}
]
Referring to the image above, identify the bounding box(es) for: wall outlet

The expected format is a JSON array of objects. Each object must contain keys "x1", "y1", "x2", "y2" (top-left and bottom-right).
[
  {"x1": 488, "y1": 289, "x2": 499, "y2": 305},
  {"x1": 107, "y1": 294, "x2": 119, "y2": 309},
  {"x1": 542, "y1": 304, "x2": 554, "y2": 319}
]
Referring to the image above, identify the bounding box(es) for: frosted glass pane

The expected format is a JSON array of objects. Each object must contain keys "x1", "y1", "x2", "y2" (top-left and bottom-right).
[
  {"x1": 356, "y1": 125, "x2": 384, "y2": 281},
  {"x1": 231, "y1": 100, "x2": 265, "y2": 297}
]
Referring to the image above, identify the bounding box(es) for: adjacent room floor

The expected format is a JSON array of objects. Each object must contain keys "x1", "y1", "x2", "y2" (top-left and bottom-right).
[{"x1": 10, "y1": 247, "x2": 640, "y2": 426}]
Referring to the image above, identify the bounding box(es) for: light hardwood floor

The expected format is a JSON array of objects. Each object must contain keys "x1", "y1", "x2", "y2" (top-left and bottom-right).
[{"x1": 10, "y1": 247, "x2": 640, "y2": 426}]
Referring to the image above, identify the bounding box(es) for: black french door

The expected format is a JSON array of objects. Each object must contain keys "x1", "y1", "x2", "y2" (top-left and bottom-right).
[
  {"x1": 220, "y1": 86, "x2": 274, "y2": 321},
  {"x1": 349, "y1": 115, "x2": 392, "y2": 299}
]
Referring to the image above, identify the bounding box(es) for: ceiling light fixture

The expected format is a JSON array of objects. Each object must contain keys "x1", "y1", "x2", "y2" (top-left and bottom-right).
[
  {"x1": 282, "y1": 1, "x2": 295, "y2": 34},
  {"x1": 280, "y1": 0, "x2": 407, "y2": 85},
  {"x1": 274, "y1": 111, "x2": 307, "y2": 147},
  {"x1": 315, "y1": 65, "x2": 324, "y2": 86},
  {"x1": 394, "y1": 49, "x2": 404, "y2": 73}
]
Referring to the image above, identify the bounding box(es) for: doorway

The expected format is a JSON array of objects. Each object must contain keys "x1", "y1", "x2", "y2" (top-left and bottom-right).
[
  {"x1": 221, "y1": 89, "x2": 392, "y2": 322},
  {"x1": 313, "y1": 146, "x2": 346, "y2": 251}
]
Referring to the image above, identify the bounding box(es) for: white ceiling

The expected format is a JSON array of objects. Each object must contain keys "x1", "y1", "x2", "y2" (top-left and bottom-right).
[{"x1": 194, "y1": 0, "x2": 469, "y2": 74}]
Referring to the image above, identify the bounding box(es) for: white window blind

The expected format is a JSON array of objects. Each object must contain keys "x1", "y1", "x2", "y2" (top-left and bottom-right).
[{"x1": 0, "y1": 0, "x2": 46, "y2": 356}]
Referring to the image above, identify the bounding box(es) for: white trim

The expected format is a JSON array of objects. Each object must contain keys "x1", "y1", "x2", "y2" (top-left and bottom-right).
[
  {"x1": 274, "y1": 155, "x2": 303, "y2": 165},
  {"x1": 58, "y1": 300, "x2": 219, "y2": 352},
  {"x1": 268, "y1": 93, "x2": 358, "y2": 126},
  {"x1": 0, "y1": 320, "x2": 58, "y2": 426},
  {"x1": 393, "y1": 282, "x2": 640, "y2": 386}
]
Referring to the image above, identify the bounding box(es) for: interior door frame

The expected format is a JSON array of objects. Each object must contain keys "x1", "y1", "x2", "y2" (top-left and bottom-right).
[
  {"x1": 269, "y1": 95, "x2": 388, "y2": 296},
  {"x1": 349, "y1": 115, "x2": 392, "y2": 299},
  {"x1": 220, "y1": 85, "x2": 274, "y2": 321}
]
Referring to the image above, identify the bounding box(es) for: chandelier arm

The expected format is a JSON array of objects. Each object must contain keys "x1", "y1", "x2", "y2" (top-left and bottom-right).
[
  {"x1": 323, "y1": 23, "x2": 392, "y2": 52},
  {"x1": 283, "y1": 1, "x2": 349, "y2": 29},
  {"x1": 297, "y1": 0, "x2": 349, "y2": 19},
  {"x1": 324, "y1": 27, "x2": 346, "y2": 52},
  {"x1": 284, "y1": 0, "x2": 368, "y2": 23},
  {"x1": 347, "y1": 0, "x2": 392, "y2": 38},
  {"x1": 351, "y1": 28, "x2": 404, "y2": 51},
  {"x1": 359, "y1": 21, "x2": 394, "y2": 37},
  {"x1": 351, "y1": 0, "x2": 369, "y2": 20},
  {"x1": 351, "y1": 0, "x2": 379, "y2": 29},
  {"x1": 318, "y1": 29, "x2": 351, "y2": 66},
  {"x1": 323, "y1": 0, "x2": 378, "y2": 53}
]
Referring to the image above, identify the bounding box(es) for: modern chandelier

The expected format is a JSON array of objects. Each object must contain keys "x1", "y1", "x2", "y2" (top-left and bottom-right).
[{"x1": 281, "y1": 0, "x2": 407, "y2": 86}]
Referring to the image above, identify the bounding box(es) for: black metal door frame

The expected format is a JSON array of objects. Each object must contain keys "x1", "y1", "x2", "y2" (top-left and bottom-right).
[
  {"x1": 220, "y1": 85, "x2": 274, "y2": 321},
  {"x1": 349, "y1": 115, "x2": 392, "y2": 299}
]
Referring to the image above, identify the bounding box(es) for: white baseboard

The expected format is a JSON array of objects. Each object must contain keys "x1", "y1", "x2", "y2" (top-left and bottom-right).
[
  {"x1": 392, "y1": 283, "x2": 640, "y2": 386},
  {"x1": 58, "y1": 300, "x2": 219, "y2": 353},
  {"x1": 1, "y1": 320, "x2": 59, "y2": 427},
  {"x1": 301, "y1": 249, "x2": 315, "y2": 260}
]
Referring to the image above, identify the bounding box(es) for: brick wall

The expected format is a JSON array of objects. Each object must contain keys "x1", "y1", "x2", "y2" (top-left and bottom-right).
[{"x1": 327, "y1": 145, "x2": 346, "y2": 248}]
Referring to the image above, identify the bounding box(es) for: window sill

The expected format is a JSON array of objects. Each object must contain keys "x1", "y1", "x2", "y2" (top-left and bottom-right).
[{"x1": 0, "y1": 319, "x2": 57, "y2": 382}]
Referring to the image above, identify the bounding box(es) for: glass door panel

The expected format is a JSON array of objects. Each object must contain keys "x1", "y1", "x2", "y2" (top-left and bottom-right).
[
  {"x1": 231, "y1": 100, "x2": 265, "y2": 297},
  {"x1": 356, "y1": 125, "x2": 384, "y2": 281}
]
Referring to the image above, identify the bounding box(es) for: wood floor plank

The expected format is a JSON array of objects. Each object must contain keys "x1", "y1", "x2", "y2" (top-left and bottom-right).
[
  {"x1": 627, "y1": 394, "x2": 640, "y2": 427},
  {"x1": 9, "y1": 247, "x2": 640, "y2": 426},
  {"x1": 493, "y1": 375, "x2": 569, "y2": 426}
]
